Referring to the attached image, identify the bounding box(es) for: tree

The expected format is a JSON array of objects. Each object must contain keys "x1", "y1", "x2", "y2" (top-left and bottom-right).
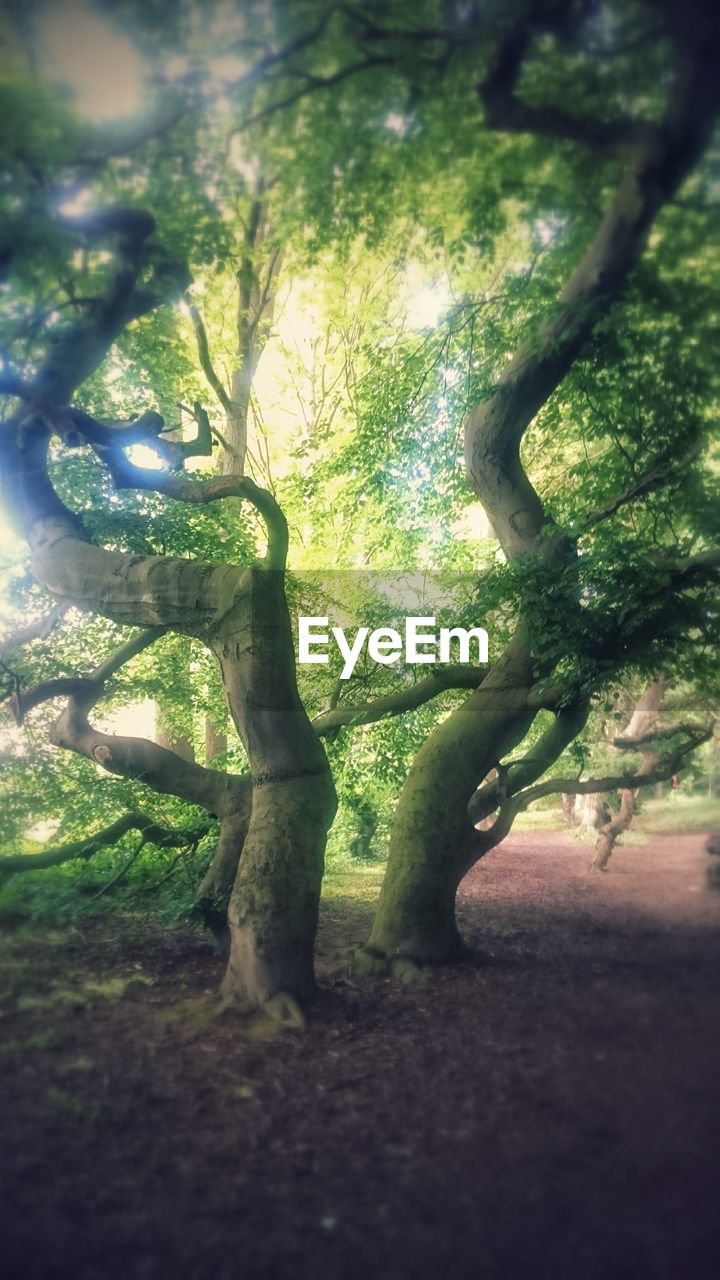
[{"x1": 1, "y1": 0, "x2": 718, "y2": 1011}]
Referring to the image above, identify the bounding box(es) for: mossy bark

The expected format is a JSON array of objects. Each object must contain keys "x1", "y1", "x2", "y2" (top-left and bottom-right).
[
  {"x1": 222, "y1": 772, "x2": 337, "y2": 1007},
  {"x1": 591, "y1": 788, "x2": 636, "y2": 872},
  {"x1": 212, "y1": 569, "x2": 337, "y2": 1008},
  {"x1": 367, "y1": 639, "x2": 536, "y2": 963}
]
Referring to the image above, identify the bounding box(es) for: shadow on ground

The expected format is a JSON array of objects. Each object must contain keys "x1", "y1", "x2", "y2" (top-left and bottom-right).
[{"x1": 1, "y1": 830, "x2": 719, "y2": 1279}]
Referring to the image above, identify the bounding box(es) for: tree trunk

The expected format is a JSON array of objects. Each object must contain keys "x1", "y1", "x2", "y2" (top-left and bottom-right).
[
  {"x1": 212, "y1": 568, "x2": 337, "y2": 1008},
  {"x1": 580, "y1": 794, "x2": 600, "y2": 828},
  {"x1": 196, "y1": 797, "x2": 250, "y2": 947},
  {"x1": 592, "y1": 788, "x2": 637, "y2": 872},
  {"x1": 155, "y1": 711, "x2": 195, "y2": 764},
  {"x1": 366, "y1": 638, "x2": 536, "y2": 963},
  {"x1": 348, "y1": 797, "x2": 378, "y2": 860},
  {"x1": 222, "y1": 772, "x2": 336, "y2": 1008},
  {"x1": 204, "y1": 716, "x2": 227, "y2": 765},
  {"x1": 562, "y1": 793, "x2": 577, "y2": 825},
  {"x1": 591, "y1": 682, "x2": 664, "y2": 871}
]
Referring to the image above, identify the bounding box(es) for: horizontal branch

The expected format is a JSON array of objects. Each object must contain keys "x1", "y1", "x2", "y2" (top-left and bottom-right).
[
  {"x1": 5, "y1": 624, "x2": 251, "y2": 818},
  {"x1": 51, "y1": 699, "x2": 246, "y2": 820},
  {"x1": 509, "y1": 730, "x2": 712, "y2": 813},
  {"x1": 235, "y1": 55, "x2": 394, "y2": 132},
  {"x1": 0, "y1": 812, "x2": 210, "y2": 874},
  {"x1": 580, "y1": 442, "x2": 702, "y2": 530},
  {"x1": 479, "y1": 19, "x2": 658, "y2": 153},
  {"x1": 311, "y1": 665, "x2": 487, "y2": 735},
  {"x1": 613, "y1": 721, "x2": 710, "y2": 750},
  {"x1": 311, "y1": 659, "x2": 587, "y2": 739},
  {"x1": 7, "y1": 626, "x2": 165, "y2": 725}
]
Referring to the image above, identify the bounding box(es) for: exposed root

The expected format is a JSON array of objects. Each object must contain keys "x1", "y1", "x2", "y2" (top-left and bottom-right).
[
  {"x1": 350, "y1": 946, "x2": 425, "y2": 984},
  {"x1": 350, "y1": 945, "x2": 391, "y2": 978},
  {"x1": 389, "y1": 956, "x2": 424, "y2": 984},
  {"x1": 263, "y1": 991, "x2": 306, "y2": 1029},
  {"x1": 217, "y1": 984, "x2": 308, "y2": 1035}
]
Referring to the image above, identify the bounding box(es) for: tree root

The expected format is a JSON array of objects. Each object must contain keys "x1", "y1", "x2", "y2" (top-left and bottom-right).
[
  {"x1": 350, "y1": 946, "x2": 425, "y2": 984},
  {"x1": 263, "y1": 991, "x2": 307, "y2": 1029}
]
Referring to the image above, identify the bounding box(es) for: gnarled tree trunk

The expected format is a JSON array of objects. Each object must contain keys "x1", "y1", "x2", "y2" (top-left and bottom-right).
[
  {"x1": 366, "y1": 637, "x2": 538, "y2": 962},
  {"x1": 591, "y1": 682, "x2": 664, "y2": 871},
  {"x1": 0, "y1": 211, "x2": 334, "y2": 1015},
  {"x1": 211, "y1": 568, "x2": 336, "y2": 1007},
  {"x1": 365, "y1": 22, "x2": 713, "y2": 968}
]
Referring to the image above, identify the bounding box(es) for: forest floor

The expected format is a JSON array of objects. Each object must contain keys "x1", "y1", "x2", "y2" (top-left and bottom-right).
[{"x1": 1, "y1": 825, "x2": 719, "y2": 1280}]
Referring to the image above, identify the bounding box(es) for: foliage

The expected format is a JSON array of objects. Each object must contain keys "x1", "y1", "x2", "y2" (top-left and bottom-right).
[{"x1": 0, "y1": 0, "x2": 718, "y2": 922}]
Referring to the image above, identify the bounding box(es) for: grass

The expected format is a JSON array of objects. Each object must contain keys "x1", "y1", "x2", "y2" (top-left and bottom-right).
[
  {"x1": 322, "y1": 860, "x2": 386, "y2": 904},
  {"x1": 1, "y1": 796, "x2": 716, "y2": 932},
  {"x1": 632, "y1": 794, "x2": 720, "y2": 835},
  {"x1": 513, "y1": 807, "x2": 567, "y2": 831},
  {"x1": 513, "y1": 794, "x2": 720, "y2": 842},
  {"x1": 536, "y1": 794, "x2": 720, "y2": 849}
]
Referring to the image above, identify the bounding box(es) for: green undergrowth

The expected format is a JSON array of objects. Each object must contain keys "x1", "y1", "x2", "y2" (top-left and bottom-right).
[
  {"x1": 513, "y1": 808, "x2": 567, "y2": 831},
  {"x1": 321, "y1": 860, "x2": 386, "y2": 905},
  {"x1": 0, "y1": 838, "x2": 213, "y2": 928},
  {"x1": 631, "y1": 795, "x2": 720, "y2": 836},
  {"x1": 1, "y1": 796, "x2": 716, "y2": 934}
]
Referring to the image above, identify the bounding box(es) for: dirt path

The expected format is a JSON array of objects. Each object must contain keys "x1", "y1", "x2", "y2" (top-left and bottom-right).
[{"x1": 1, "y1": 830, "x2": 719, "y2": 1280}]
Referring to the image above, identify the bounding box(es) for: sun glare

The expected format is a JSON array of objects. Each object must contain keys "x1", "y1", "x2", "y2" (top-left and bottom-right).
[
  {"x1": 126, "y1": 444, "x2": 165, "y2": 471},
  {"x1": 37, "y1": 0, "x2": 145, "y2": 121}
]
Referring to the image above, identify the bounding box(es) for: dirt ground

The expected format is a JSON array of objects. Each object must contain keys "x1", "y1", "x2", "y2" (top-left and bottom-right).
[{"x1": 1, "y1": 828, "x2": 719, "y2": 1280}]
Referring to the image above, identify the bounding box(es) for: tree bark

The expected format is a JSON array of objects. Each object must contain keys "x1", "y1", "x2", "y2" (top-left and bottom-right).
[
  {"x1": 209, "y1": 568, "x2": 336, "y2": 1006},
  {"x1": 364, "y1": 28, "x2": 715, "y2": 968},
  {"x1": 366, "y1": 636, "x2": 538, "y2": 962},
  {"x1": 591, "y1": 682, "x2": 664, "y2": 871},
  {"x1": 562, "y1": 793, "x2": 577, "y2": 826},
  {"x1": 205, "y1": 716, "x2": 227, "y2": 765}
]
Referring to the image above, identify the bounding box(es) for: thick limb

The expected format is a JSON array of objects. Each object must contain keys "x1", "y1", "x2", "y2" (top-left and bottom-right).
[{"x1": 0, "y1": 813, "x2": 207, "y2": 876}]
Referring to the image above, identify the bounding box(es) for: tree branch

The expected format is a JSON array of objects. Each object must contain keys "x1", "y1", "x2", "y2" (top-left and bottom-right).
[
  {"x1": 99, "y1": 446, "x2": 289, "y2": 569},
  {"x1": 508, "y1": 729, "x2": 712, "y2": 813},
  {"x1": 0, "y1": 812, "x2": 210, "y2": 874},
  {"x1": 3, "y1": 624, "x2": 245, "y2": 818},
  {"x1": 0, "y1": 208, "x2": 191, "y2": 547},
  {"x1": 0, "y1": 605, "x2": 68, "y2": 652},
  {"x1": 7, "y1": 626, "x2": 165, "y2": 724},
  {"x1": 613, "y1": 721, "x2": 710, "y2": 750},
  {"x1": 465, "y1": 49, "x2": 717, "y2": 561},
  {"x1": 468, "y1": 697, "x2": 590, "y2": 824},
  {"x1": 479, "y1": 17, "x2": 660, "y2": 153},
  {"x1": 311, "y1": 665, "x2": 488, "y2": 735},
  {"x1": 234, "y1": 56, "x2": 394, "y2": 133},
  {"x1": 186, "y1": 301, "x2": 235, "y2": 416},
  {"x1": 50, "y1": 697, "x2": 245, "y2": 819},
  {"x1": 579, "y1": 442, "x2": 703, "y2": 530}
]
